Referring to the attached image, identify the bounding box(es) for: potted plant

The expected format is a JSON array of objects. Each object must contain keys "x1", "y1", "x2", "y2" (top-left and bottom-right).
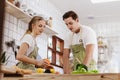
[
  {"x1": 0, "y1": 51, "x2": 6, "y2": 79},
  {"x1": 0, "y1": 52, "x2": 6, "y2": 64},
  {"x1": 0, "y1": 51, "x2": 10, "y2": 65}
]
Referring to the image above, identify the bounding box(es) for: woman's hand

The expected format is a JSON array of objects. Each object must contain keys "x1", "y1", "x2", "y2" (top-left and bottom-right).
[{"x1": 36, "y1": 59, "x2": 50, "y2": 68}]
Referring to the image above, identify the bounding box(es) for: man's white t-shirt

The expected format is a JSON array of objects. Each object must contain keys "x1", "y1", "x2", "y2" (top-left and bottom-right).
[
  {"x1": 20, "y1": 34, "x2": 36, "y2": 56},
  {"x1": 64, "y1": 25, "x2": 98, "y2": 63}
]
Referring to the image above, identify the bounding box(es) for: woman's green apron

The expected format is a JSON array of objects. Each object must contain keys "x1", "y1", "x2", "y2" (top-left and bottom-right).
[
  {"x1": 17, "y1": 45, "x2": 38, "y2": 70},
  {"x1": 70, "y1": 29, "x2": 96, "y2": 71}
]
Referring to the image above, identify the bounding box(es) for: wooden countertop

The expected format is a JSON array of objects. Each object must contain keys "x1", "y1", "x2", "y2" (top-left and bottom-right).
[{"x1": 2, "y1": 73, "x2": 120, "y2": 80}]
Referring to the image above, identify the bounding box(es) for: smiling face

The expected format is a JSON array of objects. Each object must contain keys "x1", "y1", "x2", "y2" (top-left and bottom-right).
[
  {"x1": 32, "y1": 20, "x2": 46, "y2": 35},
  {"x1": 64, "y1": 17, "x2": 80, "y2": 33}
]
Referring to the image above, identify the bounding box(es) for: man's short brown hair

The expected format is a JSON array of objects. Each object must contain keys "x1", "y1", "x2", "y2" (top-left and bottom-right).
[{"x1": 63, "y1": 11, "x2": 78, "y2": 20}]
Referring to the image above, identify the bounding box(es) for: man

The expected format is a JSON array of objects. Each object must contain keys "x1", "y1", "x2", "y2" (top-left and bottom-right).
[{"x1": 62, "y1": 11, "x2": 98, "y2": 74}]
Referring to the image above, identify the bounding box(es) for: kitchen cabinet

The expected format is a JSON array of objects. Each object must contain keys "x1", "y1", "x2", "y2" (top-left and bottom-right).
[
  {"x1": 5, "y1": 0, "x2": 57, "y2": 36},
  {"x1": 47, "y1": 36, "x2": 64, "y2": 68}
]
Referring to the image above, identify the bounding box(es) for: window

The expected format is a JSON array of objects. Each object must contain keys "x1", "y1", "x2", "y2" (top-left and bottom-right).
[{"x1": 47, "y1": 36, "x2": 64, "y2": 68}]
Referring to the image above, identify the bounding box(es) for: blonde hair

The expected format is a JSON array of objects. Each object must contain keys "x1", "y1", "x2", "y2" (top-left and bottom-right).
[
  {"x1": 21, "y1": 16, "x2": 45, "y2": 39},
  {"x1": 26, "y1": 16, "x2": 45, "y2": 34}
]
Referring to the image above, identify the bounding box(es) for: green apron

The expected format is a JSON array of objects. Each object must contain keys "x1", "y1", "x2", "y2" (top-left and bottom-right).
[
  {"x1": 70, "y1": 32, "x2": 96, "y2": 71},
  {"x1": 17, "y1": 45, "x2": 38, "y2": 70}
]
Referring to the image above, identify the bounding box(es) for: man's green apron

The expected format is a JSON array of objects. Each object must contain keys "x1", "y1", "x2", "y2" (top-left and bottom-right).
[
  {"x1": 70, "y1": 32, "x2": 96, "y2": 71},
  {"x1": 17, "y1": 45, "x2": 38, "y2": 70}
]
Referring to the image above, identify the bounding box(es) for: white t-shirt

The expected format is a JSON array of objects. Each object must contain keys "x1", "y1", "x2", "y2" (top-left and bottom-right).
[
  {"x1": 64, "y1": 25, "x2": 98, "y2": 63},
  {"x1": 20, "y1": 34, "x2": 36, "y2": 56}
]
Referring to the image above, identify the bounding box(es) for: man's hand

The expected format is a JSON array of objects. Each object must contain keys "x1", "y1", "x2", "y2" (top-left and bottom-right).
[{"x1": 76, "y1": 64, "x2": 88, "y2": 71}]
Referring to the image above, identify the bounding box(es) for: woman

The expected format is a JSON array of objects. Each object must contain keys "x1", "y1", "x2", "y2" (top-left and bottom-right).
[{"x1": 16, "y1": 16, "x2": 49, "y2": 70}]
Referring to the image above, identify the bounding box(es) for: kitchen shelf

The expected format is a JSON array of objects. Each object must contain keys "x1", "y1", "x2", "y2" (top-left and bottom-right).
[
  {"x1": 98, "y1": 44, "x2": 107, "y2": 48},
  {"x1": 98, "y1": 60, "x2": 107, "y2": 64},
  {"x1": 5, "y1": 0, "x2": 32, "y2": 23},
  {"x1": 43, "y1": 26, "x2": 58, "y2": 36},
  {"x1": 5, "y1": 0, "x2": 57, "y2": 35},
  {"x1": 97, "y1": 36, "x2": 109, "y2": 72}
]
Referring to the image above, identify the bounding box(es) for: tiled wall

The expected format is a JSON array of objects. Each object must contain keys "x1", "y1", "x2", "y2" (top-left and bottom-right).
[{"x1": 3, "y1": 13, "x2": 28, "y2": 66}]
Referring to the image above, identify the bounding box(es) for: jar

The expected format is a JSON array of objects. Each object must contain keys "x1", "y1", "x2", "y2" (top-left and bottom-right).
[
  {"x1": 15, "y1": 0, "x2": 20, "y2": 8},
  {"x1": 47, "y1": 17, "x2": 53, "y2": 28},
  {"x1": 8, "y1": 0, "x2": 14, "y2": 4}
]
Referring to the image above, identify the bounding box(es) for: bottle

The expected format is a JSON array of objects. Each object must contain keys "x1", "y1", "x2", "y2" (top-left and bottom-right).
[{"x1": 48, "y1": 17, "x2": 53, "y2": 28}]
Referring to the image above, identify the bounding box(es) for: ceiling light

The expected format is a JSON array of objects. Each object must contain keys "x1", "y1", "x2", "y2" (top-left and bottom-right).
[
  {"x1": 87, "y1": 15, "x2": 94, "y2": 19},
  {"x1": 91, "y1": 0, "x2": 120, "y2": 3}
]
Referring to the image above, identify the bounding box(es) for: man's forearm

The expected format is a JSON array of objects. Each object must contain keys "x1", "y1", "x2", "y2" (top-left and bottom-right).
[
  {"x1": 83, "y1": 44, "x2": 94, "y2": 66},
  {"x1": 63, "y1": 49, "x2": 71, "y2": 74},
  {"x1": 83, "y1": 54, "x2": 92, "y2": 66},
  {"x1": 63, "y1": 57, "x2": 70, "y2": 74}
]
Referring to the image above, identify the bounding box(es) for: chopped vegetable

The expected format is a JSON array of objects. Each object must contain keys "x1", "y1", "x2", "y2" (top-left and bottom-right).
[
  {"x1": 76, "y1": 64, "x2": 88, "y2": 71},
  {"x1": 72, "y1": 64, "x2": 99, "y2": 74}
]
